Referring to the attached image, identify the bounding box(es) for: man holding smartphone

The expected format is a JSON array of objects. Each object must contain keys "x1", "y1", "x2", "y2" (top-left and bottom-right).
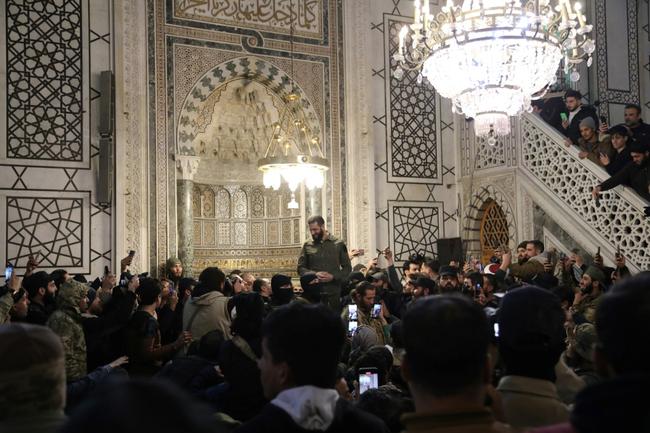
[
  {"x1": 343, "y1": 281, "x2": 388, "y2": 346},
  {"x1": 561, "y1": 89, "x2": 598, "y2": 145}
]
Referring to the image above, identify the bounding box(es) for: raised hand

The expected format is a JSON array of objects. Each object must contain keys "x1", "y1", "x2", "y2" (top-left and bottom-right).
[
  {"x1": 25, "y1": 253, "x2": 40, "y2": 276},
  {"x1": 108, "y1": 355, "x2": 129, "y2": 368},
  {"x1": 599, "y1": 153, "x2": 610, "y2": 166}
]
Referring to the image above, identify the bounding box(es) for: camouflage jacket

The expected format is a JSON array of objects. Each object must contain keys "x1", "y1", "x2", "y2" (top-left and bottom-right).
[
  {"x1": 571, "y1": 293, "x2": 602, "y2": 324},
  {"x1": 341, "y1": 305, "x2": 388, "y2": 346},
  {"x1": 47, "y1": 309, "x2": 86, "y2": 381},
  {"x1": 0, "y1": 291, "x2": 14, "y2": 324}
]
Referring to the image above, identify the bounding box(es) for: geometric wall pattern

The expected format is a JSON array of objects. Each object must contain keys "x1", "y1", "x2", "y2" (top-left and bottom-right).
[
  {"x1": 386, "y1": 18, "x2": 440, "y2": 182},
  {"x1": 1, "y1": 0, "x2": 114, "y2": 278},
  {"x1": 389, "y1": 201, "x2": 443, "y2": 260},
  {"x1": 371, "y1": 0, "x2": 458, "y2": 269},
  {"x1": 6, "y1": 197, "x2": 83, "y2": 267},
  {"x1": 594, "y1": 0, "x2": 641, "y2": 120},
  {"x1": 6, "y1": 0, "x2": 83, "y2": 161}
]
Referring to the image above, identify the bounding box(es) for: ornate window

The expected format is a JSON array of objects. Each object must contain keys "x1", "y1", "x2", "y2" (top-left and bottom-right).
[{"x1": 479, "y1": 200, "x2": 510, "y2": 264}]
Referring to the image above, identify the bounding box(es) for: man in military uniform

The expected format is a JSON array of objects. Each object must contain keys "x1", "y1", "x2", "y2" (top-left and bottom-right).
[
  {"x1": 570, "y1": 266, "x2": 606, "y2": 324},
  {"x1": 47, "y1": 279, "x2": 90, "y2": 382},
  {"x1": 297, "y1": 215, "x2": 352, "y2": 312}
]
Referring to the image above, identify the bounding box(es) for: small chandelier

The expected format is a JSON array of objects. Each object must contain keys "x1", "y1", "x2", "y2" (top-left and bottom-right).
[
  {"x1": 395, "y1": 0, "x2": 595, "y2": 137},
  {"x1": 257, "y1": 2, "x2": 328, "y2": 209},
  {"x1": 257, "y1": 91, "x2": 328, "y2": 206}
]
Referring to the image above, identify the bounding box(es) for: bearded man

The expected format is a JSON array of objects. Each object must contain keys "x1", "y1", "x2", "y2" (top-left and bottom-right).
[{"x1": 297, "y1": 215, "x2": 352, "y2": 312}]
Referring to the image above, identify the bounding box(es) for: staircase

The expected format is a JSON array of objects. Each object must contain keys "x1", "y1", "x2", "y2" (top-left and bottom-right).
[{"x1": 516, "y1": 113, "x2": 650, "y2": 272}]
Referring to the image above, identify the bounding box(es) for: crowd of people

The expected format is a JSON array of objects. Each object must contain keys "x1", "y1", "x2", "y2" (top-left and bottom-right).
[
  {"x1": 1, "y1": 215, "x2": 649, "y2": 433},
  {"x1": 532, "y1": 91, "x2": 650, "y2": 207}
]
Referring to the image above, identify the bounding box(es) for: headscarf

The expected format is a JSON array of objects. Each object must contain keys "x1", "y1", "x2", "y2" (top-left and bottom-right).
[
  {"x1": 271, "y1": 274, "x2": 294, "y2": 306},
  {"x1": 300, "y1": 273, "x2": 321, "y2": 304}
]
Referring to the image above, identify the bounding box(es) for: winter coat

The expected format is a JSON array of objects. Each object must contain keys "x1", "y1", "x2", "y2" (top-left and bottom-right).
[{"x1": 182, "y1": 290, "x2": 232, "y2": 343}]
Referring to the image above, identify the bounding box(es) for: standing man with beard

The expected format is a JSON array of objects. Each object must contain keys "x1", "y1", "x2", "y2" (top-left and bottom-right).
[
  {"x1": 438, "y1": 266, "x2": 461, "y2": 293},
  {"x1": 623, "y1": 103, "x2": 650, "y2": 145},
  {"x1": 297, "y1": 216, "x2": 352, "y2": 312}
]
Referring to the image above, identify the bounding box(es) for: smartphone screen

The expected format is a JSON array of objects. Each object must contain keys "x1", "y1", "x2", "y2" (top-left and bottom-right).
[
  {"x1": 371, "y1": 303, "x2": 381, "y2": 319},
  {"x1": 493, "y1": 323, "x2": 500, "y2": 338},
  {"x1": 348, "y1": 304, "x2": 358, "y2": 321},
  {"x1": 359, "y1": 370, "x2": 379, "y2": 394},
  {"x1": 5, "y1": 265, "x2": 13, "y2": 280},
  {"x1": 348, "y1": 320, "x2": 358, "y2": 337}
]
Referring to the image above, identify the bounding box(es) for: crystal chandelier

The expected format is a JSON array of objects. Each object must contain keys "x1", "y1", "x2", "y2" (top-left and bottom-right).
[
  {"x1": 395, "y1": 0, "x2": 595, "y2": 137},
  {"x1": 257, "y1": 3, "x2": 328, "y2": 209}
]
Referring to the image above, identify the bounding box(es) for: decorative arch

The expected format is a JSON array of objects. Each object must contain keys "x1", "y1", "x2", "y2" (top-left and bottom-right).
[
  {"x1": 176, "y1": 56, "x2": 322, "y2": 156},
  {"x1": 463, "y1": 184, "x2": 518, "y2": 259}
]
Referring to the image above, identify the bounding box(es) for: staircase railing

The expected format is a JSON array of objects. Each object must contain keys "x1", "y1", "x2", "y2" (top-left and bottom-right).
[{"x1": 518, "y1": 113, "x2": 650, "y2": 272}]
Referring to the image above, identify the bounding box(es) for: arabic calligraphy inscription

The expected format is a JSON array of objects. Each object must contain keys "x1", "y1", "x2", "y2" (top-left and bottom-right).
[{"x1": 174, "y1": 0, "x2": 323, "y2": 38}]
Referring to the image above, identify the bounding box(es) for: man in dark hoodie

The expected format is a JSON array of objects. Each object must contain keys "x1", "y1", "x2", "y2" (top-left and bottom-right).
[
  {"x1": 236, "y1": 302, "x2": 389, "y2": 433},
  {"x1": 530, "y1": 273, "x2": 650, "y2": 433}
]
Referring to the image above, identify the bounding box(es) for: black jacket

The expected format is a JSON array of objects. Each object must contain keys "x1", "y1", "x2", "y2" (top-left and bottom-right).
[
  {"x1": 155, "y1": 355, "x2": 222, "y2": 397},
  {"x1": 25, "y1": 300, "x2": 54, "y2": 325},
  {"x1": 600, "y1": 159, "x2": 650, "y2": 202},
  {"x1": 218, "y1": 337, "x2": 266, "y2": 422},
  {"x1": 84, "y1": 290, "x2": 137, "y2": 371},
  {"x1": 629, "y1": 120, "x2": 650, "y2": 146},
  {"x1": 235, "y1": 398, "x2": 390, "y2": 433},
  {"x1": 570, "y1": 374, "x2": 650, "y2": 433},
  {"x1": 605, "y1": 147, "x2": 633, "y2": 176},
  {"x1": 565, "y1": 105, "x2": 598, "y2": 145}
]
